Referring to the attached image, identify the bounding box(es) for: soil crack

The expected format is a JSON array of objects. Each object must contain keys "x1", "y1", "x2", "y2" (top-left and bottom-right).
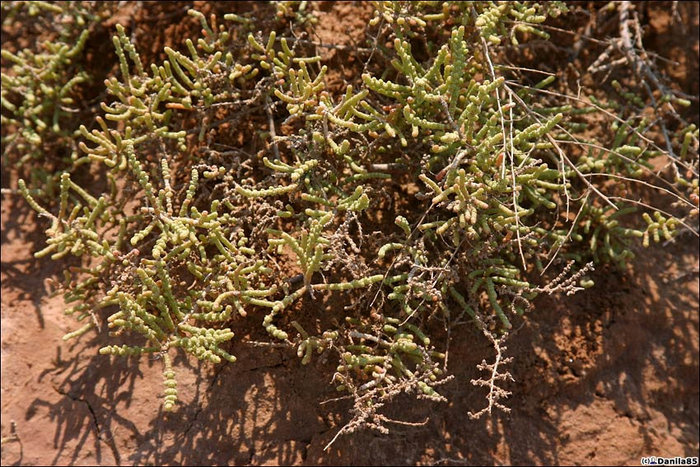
[
  {"x1": 180, "y1": 362, "x2": 228, "y2": 439},
  {"x1": 50, "y1": 383, "x2": 121, "y2": 465}
]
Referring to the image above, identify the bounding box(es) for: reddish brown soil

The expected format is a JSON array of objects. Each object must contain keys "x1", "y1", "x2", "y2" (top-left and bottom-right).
[
  {"x1": 2, "y1": 2, "x2": 699, "y2": 466},
  {"x1": 2, "y1": 176, "x2": 698, "y2": 466}
]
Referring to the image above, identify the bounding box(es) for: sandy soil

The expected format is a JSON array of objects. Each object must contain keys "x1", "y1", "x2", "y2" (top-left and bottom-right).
[
  {"x1": 2, "y1": 173, "x2": 698, "y2": 465},
  {"x1": 1, "y1": 1, "x2": 698, "y2": 465}
]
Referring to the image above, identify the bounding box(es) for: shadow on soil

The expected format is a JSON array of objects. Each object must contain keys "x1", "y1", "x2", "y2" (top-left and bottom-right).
[{"x1": 23, "y1": 236, "x2": 697, "y2": 465}]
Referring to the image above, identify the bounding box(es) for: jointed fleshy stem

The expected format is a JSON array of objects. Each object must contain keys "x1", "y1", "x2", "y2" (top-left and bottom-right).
[{"x1": 9, "y1": 1, "x2": 696, "y2": 421}]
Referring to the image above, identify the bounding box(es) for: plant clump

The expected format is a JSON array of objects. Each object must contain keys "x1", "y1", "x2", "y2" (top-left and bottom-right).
[
  {"x1": 3, "y1": 0, "x2": 698, "y2": 445},
  {"x1": 1, "y1": 1, "x2": 105, "y2": 198}
]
